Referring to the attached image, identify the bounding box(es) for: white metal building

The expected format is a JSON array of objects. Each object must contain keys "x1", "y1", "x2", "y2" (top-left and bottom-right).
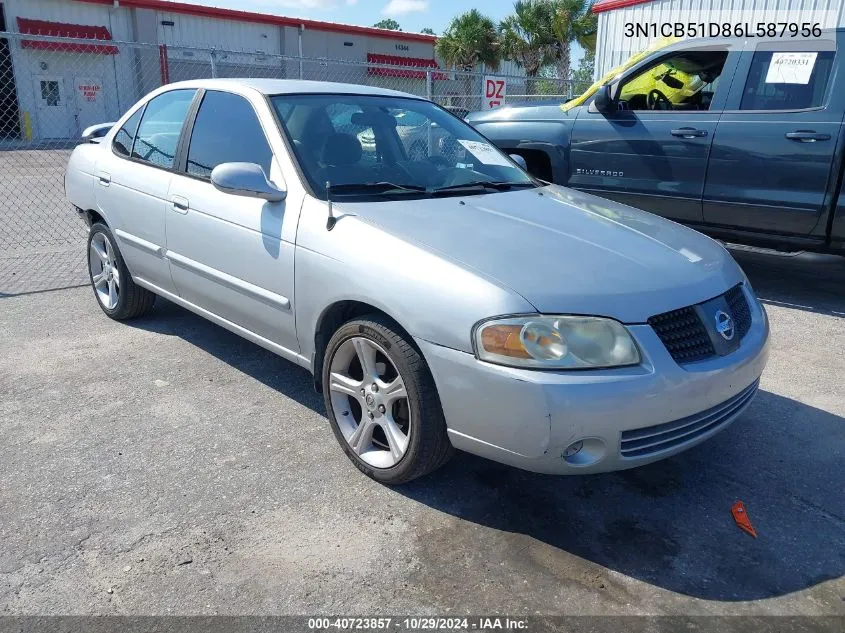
[
  {"x1": 592, "y1": 0, "x2": 845, "y2": 78},
  {"x1": 0, "y1": 0, "x2": 442, "y2": 140}
]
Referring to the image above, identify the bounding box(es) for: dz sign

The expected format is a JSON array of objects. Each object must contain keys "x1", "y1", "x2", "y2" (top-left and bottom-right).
[{"x1": 484, "y1": 76, "x2": 506, "y2": 110}]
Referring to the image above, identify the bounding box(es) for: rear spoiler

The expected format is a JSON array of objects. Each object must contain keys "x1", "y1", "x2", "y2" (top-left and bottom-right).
[{"x1": 81, "y1": 122, "x2": 116, "y2": 144}]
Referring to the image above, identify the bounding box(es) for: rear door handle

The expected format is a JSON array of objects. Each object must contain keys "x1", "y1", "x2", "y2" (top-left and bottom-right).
[
  {"x1": 171, "y1": 196, "x2": 189, "y2": 214},
  {"x1": 97, "y1": 171, "x2": 111, "y2": 186},
  {"x1": 786, "y1": 131, "x2": 831, "y2": 142},
  {"x1": 671, "y1": 128, "x2": 708, "y2": 138}
]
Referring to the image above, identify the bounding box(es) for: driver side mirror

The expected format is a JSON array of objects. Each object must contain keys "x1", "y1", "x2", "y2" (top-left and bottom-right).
[
  {"x1": 211, "y1": 162, "x2": 286, "y2": 202},
  {"x1": 592, "y1": 85, "x2": 614, "y2": 113}
]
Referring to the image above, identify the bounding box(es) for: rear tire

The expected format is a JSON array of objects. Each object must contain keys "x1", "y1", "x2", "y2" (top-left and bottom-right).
[
  {"x1": 322, "y1": 315, "x2": 453, "y2": 485},
  {"x1": 87, "y1": 222, "x2": 156, "y2": 320}
]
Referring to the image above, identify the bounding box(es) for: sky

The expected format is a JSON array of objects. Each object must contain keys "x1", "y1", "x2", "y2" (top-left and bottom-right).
[
  {"x1": 175, "y1": 0, "x2": 526, "y2": 34},
  {"x1": 166, "y1": 0, "x2": 585, "y2": 64}
]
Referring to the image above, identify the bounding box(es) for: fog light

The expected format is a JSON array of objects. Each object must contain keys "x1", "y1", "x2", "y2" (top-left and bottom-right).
[
  {"x1": 561, "y1": 438, "x2": 606, "y2": 467},
  {"x1": 563, "y1": 440, "x2": 583, "y2": 458}
]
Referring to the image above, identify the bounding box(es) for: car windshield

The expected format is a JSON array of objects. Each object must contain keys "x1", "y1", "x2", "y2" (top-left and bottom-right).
[{"x1": 270, "y1": 94, "x2": 535, "y2": 199}]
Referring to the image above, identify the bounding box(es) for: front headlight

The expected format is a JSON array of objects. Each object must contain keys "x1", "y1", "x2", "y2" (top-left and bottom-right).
[{"x1": 473, "y1": 315, "x2": 640, "y2": 369}]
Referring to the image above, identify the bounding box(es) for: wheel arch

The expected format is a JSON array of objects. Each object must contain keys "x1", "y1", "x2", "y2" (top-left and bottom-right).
[
  {"x1": 311, "y1": 300, "x2": 416, "y2": 393},
  {"x1": 83, "y1": 208, "x2": 107, "y2": 228}
]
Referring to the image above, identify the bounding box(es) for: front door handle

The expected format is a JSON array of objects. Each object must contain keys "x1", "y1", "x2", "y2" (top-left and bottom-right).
[
  {"x1": 786, "y1": 131, "x2": 831, "y2": 143},
  {"x1": 171, "y1": 196, "x2": 189, "y2": 214},
  {"x1": 671, "y1": 128, "x2": 708, "y2": 138},
  {"x1": 97, "y1": 171, "x2": 111, "y2": 186}
]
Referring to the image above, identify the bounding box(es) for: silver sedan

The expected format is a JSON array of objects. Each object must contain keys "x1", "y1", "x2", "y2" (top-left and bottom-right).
[{"x1": 65, "y1": 79, "x2": 769, "y2": 485}]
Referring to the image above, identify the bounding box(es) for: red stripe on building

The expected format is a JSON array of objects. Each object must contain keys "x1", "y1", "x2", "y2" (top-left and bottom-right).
[
  {"x1": 17, "y1": 17, "x2": 119, "y2": 53},
  {"x1": 74, "y1": 0, "x2": 438, "y2": 43},
  {"x1": 592, "y1": 0, "x2": 655, "y2": 13},
  {"x1": 366, "y1": 53, "x2": 448, "y2": 80}
]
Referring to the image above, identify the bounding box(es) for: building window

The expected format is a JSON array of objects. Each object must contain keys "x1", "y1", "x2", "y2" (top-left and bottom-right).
[{"x1": 40, "y1": 80, "x2": 61, "y2": 106}]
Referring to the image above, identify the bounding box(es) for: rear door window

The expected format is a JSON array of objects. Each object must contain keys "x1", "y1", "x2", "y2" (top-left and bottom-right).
[
  {"x1": 131, "y1": 89, "x2": 196, "y2": 169},
  {"x1": 740, "y1": 49, "x2": 835, "y2": 111}
]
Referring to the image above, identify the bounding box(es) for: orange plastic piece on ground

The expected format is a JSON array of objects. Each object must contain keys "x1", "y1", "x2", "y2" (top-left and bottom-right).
[{"x1": 732, "y1": 501, "x2": 757, "y2": 538}]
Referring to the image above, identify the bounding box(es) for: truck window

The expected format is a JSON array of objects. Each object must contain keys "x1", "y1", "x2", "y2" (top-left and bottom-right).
[
  {"x1": 618, "y1": 50, "x2": 729, "y2": 112},
  {"x1": 740, "y1": 50, "x2": 835, "y2": 111}
]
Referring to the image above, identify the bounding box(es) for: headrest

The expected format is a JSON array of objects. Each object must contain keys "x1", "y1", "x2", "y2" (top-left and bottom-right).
[{"x1": 322, "y1": 133, "x2": 362, "y2": 166}]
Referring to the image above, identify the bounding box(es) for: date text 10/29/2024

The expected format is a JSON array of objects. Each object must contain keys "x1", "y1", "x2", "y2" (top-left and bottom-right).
[
  {"x1": 624, "y1": 22, "x2": 823, "y2": 39},
  {"x1": 308, "y1": 618, "x2": 530, "y2": 631}
]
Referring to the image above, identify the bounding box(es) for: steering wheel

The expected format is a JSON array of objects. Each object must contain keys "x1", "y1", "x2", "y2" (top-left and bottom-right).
[
  {"x1": 373, "y1": 162, "x2": 413, "y2": 183},
  {"x1": 647, "y1": 88, "x2": 671, "y2": 110}
]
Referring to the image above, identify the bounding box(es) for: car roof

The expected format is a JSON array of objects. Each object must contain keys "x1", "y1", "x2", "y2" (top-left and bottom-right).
[{"x1": 163, "y1": 78, "x2": 424, "y2": 99}]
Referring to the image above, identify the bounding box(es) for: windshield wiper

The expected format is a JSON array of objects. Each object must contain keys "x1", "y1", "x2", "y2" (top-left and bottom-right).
[
  {"x1": 327, "y1": 182, "x2": 427, "y2": 195},
  {"x1": 429, "y1": 181, "x2": 535, "y2": 196}
]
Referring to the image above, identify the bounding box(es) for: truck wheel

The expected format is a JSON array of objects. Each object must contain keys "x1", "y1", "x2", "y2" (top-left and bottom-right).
[
  {"x1": 87, "y1": 222, "x2": 156, "y2": 320},
  {"x1": 322, "y1": 315, "x2": 453, "y2": 485}
]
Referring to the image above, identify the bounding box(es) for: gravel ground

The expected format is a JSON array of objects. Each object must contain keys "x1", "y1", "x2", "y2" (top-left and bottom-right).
[{"x1": 0, "y1": 248, "x2": 843, "y2": 618}]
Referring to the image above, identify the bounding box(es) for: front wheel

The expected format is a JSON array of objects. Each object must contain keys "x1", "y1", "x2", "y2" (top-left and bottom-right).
[{"x1": 322, "y1": 315, "x2": 453, "y2": 484}]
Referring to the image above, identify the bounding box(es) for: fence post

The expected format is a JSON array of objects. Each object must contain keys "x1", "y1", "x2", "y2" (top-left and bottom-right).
[
  {"x1": 426, "y1": 70, "x2": 432, "y2": 101},
  {"x1": 209, "y1": 48, "x2": 218, "y2": 78}
]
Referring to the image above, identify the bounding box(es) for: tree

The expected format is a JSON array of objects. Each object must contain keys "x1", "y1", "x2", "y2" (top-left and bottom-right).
[
  {"x1": 373, "y1": 18, "x2": 401, "y2": 31},
  {"x1": 498, "y1": 0, "x2": 556, "y2": 93},
  {"x1": 435, "y1": 9, "x2": 500, "y2": 72},
  {"x1": 436, "y1": 9, "x2": 501, "y2": 109},
  {"x1": 421, "y1": 27, "x2": 436, "y2": 35},
  {"x1": 549, "y1": 0, "x2": 598, "y2": 81},
  {"x1": 572, "y1": 50, "x2": 595, "y2": 87}
]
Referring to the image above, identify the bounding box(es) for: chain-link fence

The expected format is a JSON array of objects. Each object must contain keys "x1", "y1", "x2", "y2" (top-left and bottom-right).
[{"x1": 0, "y1": 31, "x2": 589, "y2": 294}]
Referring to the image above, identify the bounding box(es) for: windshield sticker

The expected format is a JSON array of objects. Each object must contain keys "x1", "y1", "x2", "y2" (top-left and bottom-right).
[
  {"x1": 457, "y1": 140, "x2": 513, "y2": 167},
  {"x1": 765, "y1": 52, "x2": 817, "y2": 84}
]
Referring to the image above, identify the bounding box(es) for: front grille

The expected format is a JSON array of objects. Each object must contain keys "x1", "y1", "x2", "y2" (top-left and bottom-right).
[
  {"x1": 647, "y1": 306, "x2": 715, "y2": 363},
  {"x1": 725, "y1": 285, "x2": 752, "y2": 341},
  {"x1": 648, "y1": 284, "x2": 752, "y2": 364},
  {"x1": 620, "y1": 380, "x2": 759, "y2": 459}
]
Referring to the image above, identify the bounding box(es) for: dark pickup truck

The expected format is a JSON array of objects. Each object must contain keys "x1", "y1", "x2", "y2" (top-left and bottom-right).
[{"x1": 467, "y1": 30, "x2": 845, "y2": 255}]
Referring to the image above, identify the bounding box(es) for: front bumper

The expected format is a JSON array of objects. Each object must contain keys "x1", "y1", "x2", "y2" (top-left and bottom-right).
[{"x1": 417, "y1": 286, "x2": 770, "y2": 475}]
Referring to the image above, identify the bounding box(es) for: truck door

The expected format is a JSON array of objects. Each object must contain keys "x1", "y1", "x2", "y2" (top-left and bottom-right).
[
  {"x1": 569, "y1": 46, "x2": 740, "y2": 224},
  {"x1": 703, "y1": 37, "x2": 843, "y2": 237}
]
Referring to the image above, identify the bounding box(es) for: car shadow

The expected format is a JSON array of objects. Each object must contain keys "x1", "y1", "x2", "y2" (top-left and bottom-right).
[
  {"x1": 127, "y1": 299, "x2": 324, "y2": 415},
  {"x1": 730, "y1": 247, "x2": 845, "y2": 318},
  {"x1": 126, "y1": 297, "x2": 844, "y2": 603},
  {"x1": 396, "y1": 389, "x2": 845, "y2": 601}
]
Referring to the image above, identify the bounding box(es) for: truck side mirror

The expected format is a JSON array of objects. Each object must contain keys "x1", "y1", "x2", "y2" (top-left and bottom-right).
[{"x1": 593, "y1": 85, "x2": 614, "y2": 113}]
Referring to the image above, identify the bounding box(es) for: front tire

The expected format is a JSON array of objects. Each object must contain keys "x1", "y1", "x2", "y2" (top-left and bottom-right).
[
  {"x1": 322, "y1": 315, "x2": 453, "y2": 484},
  {"x1": 88, "y1": 222, "x2": 156, "y2": 320}
]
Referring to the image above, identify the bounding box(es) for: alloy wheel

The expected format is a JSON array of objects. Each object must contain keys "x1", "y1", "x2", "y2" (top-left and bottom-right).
[
  {"x1": 89, "y1": 232, "x2": 120, "y2": 310},
  {"x1": 328, "y1": 336, "x2": 411, "y2": 469}
]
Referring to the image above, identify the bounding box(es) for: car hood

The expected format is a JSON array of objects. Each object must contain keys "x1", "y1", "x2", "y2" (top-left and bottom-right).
[{"x1": 340, "y1": 185, "x2": 744, "y2": 323}]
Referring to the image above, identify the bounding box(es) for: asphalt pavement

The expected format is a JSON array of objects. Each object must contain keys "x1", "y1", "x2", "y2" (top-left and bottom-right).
[{"x1": 1, "y1": 248, "x2": 843, "y2": 617}]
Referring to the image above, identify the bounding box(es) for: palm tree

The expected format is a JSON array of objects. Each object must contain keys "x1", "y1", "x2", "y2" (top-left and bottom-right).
[
  {"x1": 498, "y1": 0, "x2": 556, "y2": 94},
  {"x1": 435, "y1": 9, "x2": 501, "y2": 72},
  {"x1": 549, "y1": 0, "x2": 598, "y2": 81},
  {"x1": 436, "y1": 10, "x2": 501, "y2": 108}
]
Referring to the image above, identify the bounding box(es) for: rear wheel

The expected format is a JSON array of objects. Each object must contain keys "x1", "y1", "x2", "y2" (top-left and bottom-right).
[
  {"x1": 88, "y1": 222, "x2": 156, "y2": 320},
  {"x1": 322, "y1": 315, "x2": 452, "y2": 484}
]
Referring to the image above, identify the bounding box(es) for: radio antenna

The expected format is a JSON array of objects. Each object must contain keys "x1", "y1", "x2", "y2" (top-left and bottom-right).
[{"x1": 326, "y1": 181, "x2": 336, "y2": 231}]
